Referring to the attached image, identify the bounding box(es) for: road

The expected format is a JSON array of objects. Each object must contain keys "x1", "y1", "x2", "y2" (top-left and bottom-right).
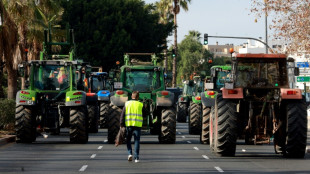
[{"x1": 1, "y1": 123, "x2": 310, "y2": 174}]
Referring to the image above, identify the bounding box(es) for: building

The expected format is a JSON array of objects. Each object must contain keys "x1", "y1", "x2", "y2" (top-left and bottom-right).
[{"x1": 203, "y1": 42, "x2": 239, "y2": 58}]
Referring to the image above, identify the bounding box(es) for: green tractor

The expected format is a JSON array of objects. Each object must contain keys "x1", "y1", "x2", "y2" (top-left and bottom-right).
[
  {"x1": 108, "y1": 53, "x2": 176, "y2": 144},
  {"x1": 176, "y1": 80, "x2": 195, "y2": 123},
  {"x1": 15, "y1": 25, "x2": 89, "y2": 143}
]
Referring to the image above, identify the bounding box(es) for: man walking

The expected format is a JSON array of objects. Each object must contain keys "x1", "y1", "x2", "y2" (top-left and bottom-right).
[{"x1": 120, "y1": 91, "x2": 143, "y2": 163}]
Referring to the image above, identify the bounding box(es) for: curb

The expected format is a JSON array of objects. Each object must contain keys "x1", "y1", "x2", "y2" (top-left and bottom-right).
[{"x1": 0, "y1": 135, "x2": 16, "y2": 145}]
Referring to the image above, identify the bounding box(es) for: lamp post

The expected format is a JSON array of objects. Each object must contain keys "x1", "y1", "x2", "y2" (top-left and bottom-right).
[{"x1": 265, "y1": 0, "x2": 268, "y2": 54}]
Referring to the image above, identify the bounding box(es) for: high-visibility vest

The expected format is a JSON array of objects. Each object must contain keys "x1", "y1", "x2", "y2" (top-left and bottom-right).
[{"x1": 125, "y1": 100, "x2": 143, "y2": 127}]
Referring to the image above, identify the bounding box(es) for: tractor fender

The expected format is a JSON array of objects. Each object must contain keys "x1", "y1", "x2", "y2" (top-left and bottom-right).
[
  {"x1": 110, "y1": 91, "x2": 128, "y2": 107},
  {"x1": 97, "y1": 90, "x2": 110, "y2": 102},
  {"x1": 201, "y1": 91, "x2": 216, "y2": 107},
  {"x1": 65, "y1": 91, "x2": 87, "y2": 106},
  {"x1": 178, "y1": 95, "x2": 189, "y2": 103},
  {"x1": 15, "y1": 90, "x2": 36, "y2": 106},
  {"x1": 86, "y1": 93, "x2": 98, "y2": 104},
  {"x1": 221, "y1": 88, "x2": 244, "y2": 99},
  {"x1": 156, "y1": 91, "x2": 174, "y2": 107}
]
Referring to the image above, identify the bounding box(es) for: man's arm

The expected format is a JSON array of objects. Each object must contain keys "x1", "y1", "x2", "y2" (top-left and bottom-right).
[{"x1": 120, "y1": 106, "x2": 126, "y2": 127}]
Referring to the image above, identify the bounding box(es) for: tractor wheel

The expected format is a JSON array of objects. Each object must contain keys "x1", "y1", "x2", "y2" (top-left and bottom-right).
[
  {"x1": 177, "y1": 102, "x2": 187, "y2": 123},
  {"x1": 188, "y1": 102, "x2": 201, "y2": 135},
  {"x1": 209, "y1": 106, "x2": 215, "y2": 151},
  {"x1": 87, "y1": 104, "x2": 99, "y2": 133},
  {"x1": 200, "y1": 106, "x2": 210, "y2": 144},
  {"x1": 15, "y1": 104, "x2": 36, "y2": 143},
  {"x1": 99, "y1": 102, "x2": 109, "y2": 128},
  {"x1": 159, "y1": 108, "x2": 176, "y2": 144},
  {"x1": 107, "y1": 105, "x2": 121, "y2": 144},
  {"x1": 213, "y1": 94, "x2": 238, "y2": 156},
  {"x1": 279, "y1": 99, "x2": 307, "y2": 158},
  {"x1": 69, "y1": 106, "x2": 88, "y2": 144}
]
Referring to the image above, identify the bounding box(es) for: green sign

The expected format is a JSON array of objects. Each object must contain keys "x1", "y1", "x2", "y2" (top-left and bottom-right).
[{"x1": 297, "y1": 76, "x2": 310, "y2": 82}]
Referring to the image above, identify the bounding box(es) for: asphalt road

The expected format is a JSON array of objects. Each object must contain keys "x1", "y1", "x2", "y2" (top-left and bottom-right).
[{"x1": 1, "y1": 123, "x2": 310, "y2": 174}]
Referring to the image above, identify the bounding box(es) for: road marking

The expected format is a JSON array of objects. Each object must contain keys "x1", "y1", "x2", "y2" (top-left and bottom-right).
[
  {"x1": 187, "y1": 141, "x2": 191, "y2": 144},
  {"x1": 182, "y1": 136, "x2": 186, "y2": 139},
  {"x1": 215, "y1": 166, "x2": 224, "y2": 173},
  {"x1": 193, "y1": 147, "x2": 199, "y2": 150},
  {"x1": 178, "y1": 132, "x2": 182, "y2": 135},
  {"x1": 90, "y1": 154, "x2": 96, "y2": 159},
  {"x1": 98, "y1": 146, "x2": 103, "y2": 149},
  {"x1": 202, "y1": 155, "x2": 209, "y2": 159},
  {"x1": 79, "y1": 165, "x2": 88, "y2": 172},
  {"x1": 242, "y1": 149, "x2": 246, "y2": 152},
  {"x1": 176, "y1": 129, "x2": 178, "y2": 131},
  {"x1": 104, "y1": 140, "x2": 108, "y2": 143}
]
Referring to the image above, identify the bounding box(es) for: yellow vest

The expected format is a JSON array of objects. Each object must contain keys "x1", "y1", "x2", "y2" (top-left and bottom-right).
[{"x1": 125, "y1": 100, "x2": 143, "y2": 127}]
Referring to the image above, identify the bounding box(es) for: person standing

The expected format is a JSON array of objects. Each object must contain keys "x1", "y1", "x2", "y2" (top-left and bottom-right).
[{"x1": 120, "y1": 91, "x2": 144, "y2": 163}]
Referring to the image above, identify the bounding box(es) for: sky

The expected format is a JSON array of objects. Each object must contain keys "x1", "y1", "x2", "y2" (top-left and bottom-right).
[{"x1": 143, "y1": 0, "x2": 268, "y2": 46}]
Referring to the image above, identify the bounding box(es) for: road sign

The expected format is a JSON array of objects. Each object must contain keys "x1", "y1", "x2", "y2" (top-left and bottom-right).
[
  {"x1": 296, "y1": 76, "x2": 310, "y2": 82},
  {"x1": 296, "y1": 62, "x2": 309, "y2": 68}
]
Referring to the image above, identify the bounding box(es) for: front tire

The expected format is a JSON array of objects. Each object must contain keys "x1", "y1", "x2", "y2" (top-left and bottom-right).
[
  {"x1": 88, "y1": 104, "x2": 99, "y2": 133},
  {"x1": 70, "y1": 106, "x2": 88, "y2": 144},
  {"x1": 107, "y1": 105, "x2": 121, "y2": 144},
  {"x1": 99, "y1": 102, "x2": 109, "y2": 128},
  {"x1": 188, "y1": 102, "x2": 201, "y2": 135},
  {"x1": 177, "y1": 102, "x2": 187, "y2": 123},
  {"x1": 213, "y1": 94, "x2": 238, "y2": 156},
  {"x1": 200, "y1": 106, "x2": 210, "y2": 144},
  {"x1": 159, "y1": 108, "x2": 176, "y2": 144},
  {"x1": 15, "y1": 105, "x2": 36, "y2": 143}
]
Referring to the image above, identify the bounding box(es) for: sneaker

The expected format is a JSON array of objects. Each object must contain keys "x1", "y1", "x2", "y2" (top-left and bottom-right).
[
  {"x1": 128, "y1": 155, "x2": 133, "y2": 161},
  {"x1": 135, "y1": 159, "x2": 139, "y2": 163}
]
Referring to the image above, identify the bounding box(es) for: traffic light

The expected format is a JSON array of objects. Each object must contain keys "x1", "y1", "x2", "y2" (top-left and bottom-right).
[
  {"x1": 172, "y1": 49, "x2": 176, "y2": 57},
  {"x1": 204, "y1": 34, "x2": 208, "y2": 45}
]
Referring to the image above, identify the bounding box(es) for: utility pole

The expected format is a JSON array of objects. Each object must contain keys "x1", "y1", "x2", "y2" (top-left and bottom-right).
[{"x1": 265, "y1": 0, "x2": 268, "y2": 54}]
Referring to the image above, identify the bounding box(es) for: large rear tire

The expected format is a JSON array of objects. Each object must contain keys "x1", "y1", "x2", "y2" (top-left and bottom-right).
[
  {"x1": 177, "y1": 102, "x2": 187, "y2": 123},
  {"x1": 209, "y1": 106, "x2": 215, "y2": 151},
  {"x1": 213, "y1": 94, "x2": 238, "y2": 156},
  {"x1": 15, "y1": 104, "x2": 36, "y2": 143},
  {"x1": 99, "y1": 102, "x2": 109, "y2": 128},
  {"x1": 107, "y1": 105, "x2": 121, "y2": 144},
  {"x1": 70, "y1": 106, "x2": 88, "y2": 144},
  {"x1": 279, "y1": 99, "x2": 307, "y2": 158},
  {"x1": 87, "y1": 104, "x2": 99, "y2": 133},
  {"x1": 200, "y1": 106, "x2": 210, "y2": 144},
  {"x1": 188, "y1": 102, "x2": 201, "y2": 135},
  {"x1": 159, "y1": 108, "x2": 176, "y2": 144}
]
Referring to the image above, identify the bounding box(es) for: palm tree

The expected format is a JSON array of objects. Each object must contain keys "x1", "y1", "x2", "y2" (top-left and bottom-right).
[
  {"x1": 155, "y1": 0, "x2": 173, "y2": 71},
  {"x1": 160, "y1": 0, "x2": 191, "y2": 87}
]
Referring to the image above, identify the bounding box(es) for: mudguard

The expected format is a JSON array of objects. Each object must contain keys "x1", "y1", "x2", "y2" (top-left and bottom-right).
[
  {"x1": 201, "y1": 91, "x2": 218, "y2": 107},
  {"x1": 280, "y1": 88, "x2": 302, "y2": 99},
  {"x1": 65, "y1": 91, "x2": 87, "y2": 106},
  {"x1": 97, "y1": 90, "x2": 110, "y2": 102},
  {"x1": 110, "y1": 91, "x2": 128, "y2": 107},
  {"x1": 156, "y1": 91, "x2": 174, "y2": 107},
  {"x1": 191, "y1": 95, "x2": 202, "y2": 104},
  {"x1": 16, "y1": 90, "x2": 36, "y2": 105},
  {"x1": 178, "y1": 95, "x2": 190, "y2": 103},
  {"x1": 221, "y1": 88, "x2": 244, "y2": 99}
]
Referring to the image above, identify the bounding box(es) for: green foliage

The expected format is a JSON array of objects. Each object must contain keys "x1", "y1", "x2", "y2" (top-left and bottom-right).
[
  {"x1": 61, "y1": 0, "x2": 173, "y2": 71},
  {"x1": 0, "y1": 99, "x2": 15, "y2": 130}
]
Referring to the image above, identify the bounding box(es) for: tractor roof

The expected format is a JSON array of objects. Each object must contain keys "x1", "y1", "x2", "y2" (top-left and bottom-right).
[{"x1": 236, "y1": 53, "x2": 287, "y2": 59}]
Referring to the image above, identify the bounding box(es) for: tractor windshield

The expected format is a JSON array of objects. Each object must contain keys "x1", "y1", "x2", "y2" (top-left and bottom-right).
[
  {"x1": 90, "y1": 76, "x2": 110, "y2": 93},
  {"x1": 183, "y1": 84, "x2": 195, "y2": 95},
  {"x1": 236, "y1": 59, "x2": 288, "y2": 88},
  {"x1": 33, "y1": 65, "x2": 72, "y2": 90},
  {"x1": 124, "y1": 70, "x2": 161, "y2": 92},
  {"x1": 215, "y1": 71, "x2": 230, "y2": 89}
]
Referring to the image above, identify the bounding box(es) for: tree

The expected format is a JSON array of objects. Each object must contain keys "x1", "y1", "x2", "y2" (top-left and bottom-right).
[
  {"x1": 251, "y1": 0, "x2": 310, "y2": 54},
  {"x1": 62, "y1": 0, "x2": 173, "y2": 71}
]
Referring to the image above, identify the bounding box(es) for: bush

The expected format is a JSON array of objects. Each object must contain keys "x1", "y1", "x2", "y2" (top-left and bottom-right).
[{"x1": 0, "y1": 99, "x2": 15, "y2": 130}]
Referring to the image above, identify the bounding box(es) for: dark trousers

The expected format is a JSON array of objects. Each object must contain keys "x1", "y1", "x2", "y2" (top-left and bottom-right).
[{"x1": 126, "y1": 126, "x2": 141, "y2": 160}]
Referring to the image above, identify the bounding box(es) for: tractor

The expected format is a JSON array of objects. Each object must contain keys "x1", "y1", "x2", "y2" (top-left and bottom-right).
[
  {"x1": 15, "y1": 25, "x2": 89, "y2": 143},
  {"x1": 108, "y1": 53, "x2": 176, "y2": 144},
  {"x1": 209, "y1": 53, "x2": 307, "y2": 158}
]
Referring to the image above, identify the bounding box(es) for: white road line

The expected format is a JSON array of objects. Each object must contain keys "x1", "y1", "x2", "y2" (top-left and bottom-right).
[
  {"x1": 187, "y1": 141, "x2": 191, "y2": 144},
  {"x1": 178, "y1": 132, "x2": 182, "y2": 135},
  {"x1": 176, "y1": 129, "x2": 178, "y2": 131},
  {"x1": 90, "y1": 154, "x2": 96, "y2": 159},
  {"x1": 104, "y1": 140, "x2": 108, "y2": 143},
  {"x1": 242, "y1": 149, "x2": 246, "y2": 152},
  {"x1": 98, "y1": 146, "x2": 103, "y2": 149},
  {"x1": 79, "y1": 165, "x2": 88, "y2": 172},
  {"x1": 182, "y1": 136, "x2": 186, "y2": 139},
  {"x1": 215, "y1": 166, "x2": 224, "y2": 173},
  {"x1": 202, "y1": 155, "x2": 209, "y2": 159},
  {"x1": 193, "y1": 147, "x2": 199, "y2": 150}
]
